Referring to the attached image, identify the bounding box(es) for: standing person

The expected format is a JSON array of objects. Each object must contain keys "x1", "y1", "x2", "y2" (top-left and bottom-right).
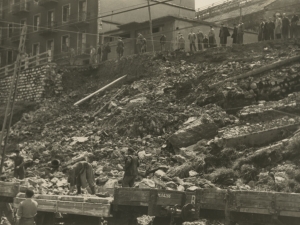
[
  {"x1": 102, "y1": 43, "x2": 111, "y2": 62},
  {"x1": 275, "y1": 14, "x2": 282, "y2": 39},
  {"x1": 13, "y1": 149, "x2": 25, "y2": 180},
  {"x1": 178, "y1": 34, "x2": 185, "y2": 51},
  {"x1": 89, "y1": 45, "x2": 96, "y2": 65},
  {"x1": 267, "y1": 17, "x2": 275, "y2": 40},
  {"x1": 160, "y1": 34, "x2": 167, "y2": 51},
  {"x1": 196, "y1": 29, "x2": 204, "y2": 51},
  {"x1": 141, "y1": 38, "x2": 147, "y2": 53},
  {"x1": 282, "y1": 13, "x2": 290, "y2": 39},
  {"x1": 122, "y1": 148, "x2": 139, "y2": 188},
  {"x1": 116, "y1": 37, "x2": 124, "y2": 60},
  {"x1": 203, "y1": 35, "x2": 209, "y2": 48},
  {"x1": 97, "y1": 44, "x2": 102, "y2": 63},
  {"x1": 17, "y1": 190, "x2": 38, "y2": 225},
  {"x1": 69, "y1": 48, "x2": 75, "y2": 65},
  {"x1": 176, "y1": 32, "x2": 181, "y2": 50},
  {"x1": 67, "y1": 161, "x2": 96, "y2": 195},
  {"x1": 188, "y1": 29, "x2": 197, "y2": 52},
  {"x1": 291, "y1": 14, "x2": 299, "y2": 39},
  {"x1": 219, "y1": 23, "x2": 230, "y2": 47},
  {"x1": 136, "y1": 33, "x2": 144, "y2": 54},
  {"x1": 208, "y1": 26, "x2": 216, "y2": 48},
  {"x1": 232, "y1": 23, "x2": 238, "y2": 44},
  {"x1": 237, "y1": 21, "x2": 245, "y2": 44},
  {"x1": 263, "y1": 19, "x2": 270, "y2": 41},
  {"x1": 258, "y1": 19, "x2": 264, "y2": 41}
]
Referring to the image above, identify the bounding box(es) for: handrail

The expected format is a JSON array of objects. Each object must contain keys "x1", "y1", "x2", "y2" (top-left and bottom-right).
[{"x1": 0, "y1": 51, "x2": 49, "y2": 79}]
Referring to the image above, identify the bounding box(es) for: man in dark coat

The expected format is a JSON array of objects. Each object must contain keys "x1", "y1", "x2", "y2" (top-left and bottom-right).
[
  {"x1": 267, "y1": 17, "x2": 275, "y2": 40},
  {"x1": 13, "y1": 149, "x2": 25, "y2": 179},
  {"x1": 263, "y1": 19, "x2": 269, "y2": 41},
  {"x1": 291, "y1": 14, "x2": 299, "y2": 39},
  {"x1": 116, "y1": 37, "x2": 124, "y2": 60},
  {"x1": 282, "y1": 13, "x2": 290, "y2": 39},
  {"x1": 102, "y1": 42, "x2": 111, "y2": 62},
  {"x1": 160, "y1": 34, "x2": 167, "y2": 51},
  {"x1": 122, "y1": 148, "x2": 139, "y2": 187},
  {"x1": 231, "y1": 23, "x2": 238, "y2": 44},
  {"x1": 203, "y1": 35, "x2": 209, "y2": 48},
  {"x1": 219, "y1": 23, "x2": 230, "y2": 47}
]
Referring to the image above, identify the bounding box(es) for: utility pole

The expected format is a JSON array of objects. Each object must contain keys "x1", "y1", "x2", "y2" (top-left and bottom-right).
[
  {"x1": 147, "y1": 0, "x2": 155, "y2": 53},
  {"x1": 240, "y1": 6, "x2": 242, "y2": 21},
  {"x1": 0, "y1": 25, "x2": 27, "y2": 175}
]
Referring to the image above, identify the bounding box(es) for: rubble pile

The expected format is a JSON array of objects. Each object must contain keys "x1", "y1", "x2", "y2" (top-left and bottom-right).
[{"x1": 2, "y1": 40, "x2": 300, "y2": 197}]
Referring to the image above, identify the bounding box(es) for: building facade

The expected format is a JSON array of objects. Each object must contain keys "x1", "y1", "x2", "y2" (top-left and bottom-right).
[{"x1": 0, "y1": 0, "x2": 99, "y2": 66}]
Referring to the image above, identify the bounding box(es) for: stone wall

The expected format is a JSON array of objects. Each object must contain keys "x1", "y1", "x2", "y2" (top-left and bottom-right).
[{"x1": 0, "y1": 63, "x2": 63, "y2": 103}]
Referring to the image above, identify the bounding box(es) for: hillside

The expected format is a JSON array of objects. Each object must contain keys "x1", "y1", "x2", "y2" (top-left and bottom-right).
[{"x1": 2, "y1": 39, "x2": 300, "y2": 196}]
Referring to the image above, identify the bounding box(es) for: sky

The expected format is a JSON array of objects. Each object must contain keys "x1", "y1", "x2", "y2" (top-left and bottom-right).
[{"x1": 195, "y1": 0, "x2": 222, "y2": 10}]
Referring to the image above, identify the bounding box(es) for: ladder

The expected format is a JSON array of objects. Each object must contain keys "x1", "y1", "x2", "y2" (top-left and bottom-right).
[{"x1": 0, "y1": 25, "x2": 27, "y2": 175}]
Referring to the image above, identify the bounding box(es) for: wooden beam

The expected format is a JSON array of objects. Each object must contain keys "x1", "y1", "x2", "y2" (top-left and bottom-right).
[
  {"x1": 209, "y1": 55, "x2": 300, "y2": 89},
  {"x1": 74, "y1": 75, "x2": 127, "y2": 106}
]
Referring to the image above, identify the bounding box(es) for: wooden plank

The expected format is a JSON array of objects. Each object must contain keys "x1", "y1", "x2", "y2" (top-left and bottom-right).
[
  {"x1": 155, "y1": 190, "x2": 184, "y2": 206},
  {"x1": 36, "y1": 195, "x2": 59, "y2": 201},
  {"x1": 57, "y1": 201, "x2": 83, "y2": 214},
  {"x1": 35, "y1": 199, "x2": 57, "y2": 212},
  {"x1": 116, "y1": 188, "x2": 150, "y2": 203},
  {"x1": 82, "y1": 203, "x2": 111, "y2": 217},
  {"x1": 276, "y1": 193, "x2": 300, "y2": 203},
  {"x1": 279, "y1": 211, "x2": 300, "y2": 217},
  {"x1": 85, "y1": 197, "x2": 113, "y2": 204},
  {"x1": 59, "y1": 196, "x2": 85, "y2": 202},
  {"x1": 239, "y1": 207, "x2": 270, "y2": 214}
]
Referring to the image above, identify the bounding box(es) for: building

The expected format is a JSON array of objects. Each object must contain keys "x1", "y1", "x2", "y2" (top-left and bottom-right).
[
  {"x1": 103, "y1": 15, "x2": 258, "y2": 60},
  {"x1": 0, "y1": 0, "x2": 101, "y2": 66}
]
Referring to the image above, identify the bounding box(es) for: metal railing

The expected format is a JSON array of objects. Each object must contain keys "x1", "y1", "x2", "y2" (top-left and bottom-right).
[
  {"x1": 0, "y1": 52, "x2": 49, "y2": 78},
  {"x1": 39, "y1": 21, "x2": 58, "y2": 33},
  {"x1": 39, "y1": 0, "x2": 58, "y2": 5},
  {"x1": 12, "y1": 1, "x2": 30, "y2": 14},
  {"x1": 68, "y1": 12, "x2": 92, "y2": 23}
]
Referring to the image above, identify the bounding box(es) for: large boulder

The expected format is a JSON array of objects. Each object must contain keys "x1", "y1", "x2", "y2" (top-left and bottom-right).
[{"x1": 168, "y1": 114, "x2": 218, "y2": 149}]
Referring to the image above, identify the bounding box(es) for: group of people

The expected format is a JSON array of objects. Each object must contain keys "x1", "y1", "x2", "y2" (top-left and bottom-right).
[
  {"x1": 11, "y1": 146, "x2": 140, "y2": 224},
  {"x1": 177, "y1": 21, "x2": 245, "y2": 52},
  {"x1": 258, "y1": 13, "x2": 300, "y2": 41}
]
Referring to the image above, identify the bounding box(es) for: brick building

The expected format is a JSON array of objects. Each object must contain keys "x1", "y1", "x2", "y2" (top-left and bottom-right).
[{"x1": 0, "y1": 0, "x2": 100, "y2": 66}]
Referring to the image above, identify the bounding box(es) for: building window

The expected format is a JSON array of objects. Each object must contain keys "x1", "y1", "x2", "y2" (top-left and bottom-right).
[
  {"x1": 152, "y1": 26, "x2": 161, "y2": 33},
  {"x1": 0, "y1": 28, "x2": 2, "y2": 43},
  {"x1": 7, "y1": 50, "x2": 13, "y2": 64},
  {"x1": 61, "y1": 35, "x2": 69, "y2": 52},
  {"x1": 33, "y1": 15, "x2": 40, "y2": 31},
  {"x1": 8, "y1": 24, "x2": 13, "y2": 38},
  {"x1": 47, "y1": 10, "x2": 54, "y2": 27},
  {"x1": 77, "y1": 32, "x2": 86, "y2": 54},
  {"x1": 47, "y1": 39, "x2": 54, "y2": 60},
  {"x1": 62, "y1": 4, "x2": 70, "y2": 23},
  {"x1": 32, "y1": 43, "x2": 40, "y2": 56}
]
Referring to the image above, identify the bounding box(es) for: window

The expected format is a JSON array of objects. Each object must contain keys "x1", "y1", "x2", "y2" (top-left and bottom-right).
[
  {"x1": 8, "y1": 24, "x2": 13, "y2": 38},
  {"x1": 47, "y1": 39, "x2": 54, "y2": 60},
  {"x1": 47, "y1": 10, "x2": 54, "y2": 27},
  {"x1": 77, "y1": 32, "x2": 86, "y2": 54},
  {"x1": 7, "y1": 50, "x2": 13, "y2": 64},
  {"x1": 62, "y1": 4, "x2": 70, "y2": 23},
  {"x1": 152, "y1": 26, "x2": 162, "y2": 33},
  {"x1": 32, "y1": 43, "x2": 40, "y2": 56},
  {"x1": 9, "y1": 0, "x2": 14, "y2": 12},
  {"x1": 78, "y1": 1, "x2": 87, "y2": 21},
  {"x1": 61, "y1": 35, "x2": 69, "y2": 52},
  {"x1": 0, "y1": 0, "x2": 3, "y2": 19},
  {"x1": 33, "y1": 15, "x2": 40, "y2": 31}
]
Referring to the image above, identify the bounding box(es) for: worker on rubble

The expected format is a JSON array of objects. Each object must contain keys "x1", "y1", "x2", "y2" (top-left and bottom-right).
[
  {"x1": 17, "y1": 189, "x2": 38, "y2": 225},
  {"x1": 122, "y1": 148, "x2": 139, "y2": 188},
  {"x1": 67, "y1": 161, "x2": 96, "y2": 195},
  {"x1": 116, "y1": 37, "x2": 124, "y2": 60},
  {"x1": 13, "y1": 149, "x2": 25, "y2": 180}
]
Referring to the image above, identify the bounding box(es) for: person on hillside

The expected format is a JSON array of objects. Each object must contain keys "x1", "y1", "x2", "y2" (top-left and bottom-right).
[
  {"x1": 231, "y1": 23, "x2": 238, "y2": 44},
  {"x1": 13, "y1": 149, "x2": 25, "y2": 180},
  {"x1": 219, "y1": 23, "x2": 230, "y2": 47},
  {"x1": 122, "y1": 148, "x2": 139, "y2": 188},
  {"x1": 17, "y1": 189, "x2": 38, "y2": 225},
  {"x1": 188, "y1": 29, "x2": 197, "y2": 52},
  {"x1": 267, "y1": 17, "x2": 275, "y2": 40},
  {"x1": 116, "y1": 37, "x2": 124, "y2": 60},
  {"x1": 178, "y1": 34, "x2": 185, "y2": 51},
  {"x1": 102, "y1": 42, "x2": 111, "y2": 62},
  {"x1": 89, "y1": 45, "x2": 96, "y2": 65},
  {"x1": 291, "y1": 14, "x2": 299, "y2": 39},
  {"x1": 208, "y1": 26, "x2": 216, "y2": 47},
  {"x1": 136, "y1": 33, "x2": 144, "y2": 54},
  {"x1": 196, "y1": 29, "x2": 204, "y2": 51},
  {"x1": 67, "y1": 161, "x2": 96, "y2": 195},
  {"x1": 203, "y1": 35, "x2": 209, "y2": 48},
  {"x1": 141, "y1": 38, "x2": 147, "y2": 53},
  {"x1": 176, "y1": 32, "x2": 181, "y2": 50},
  {"x1": 258, "y1": 19, "x2": 265, "y2": 41},
  {"x1": 97, "y1": 44, "x2": 102, "y2": 63},
  {"x1": 263, "y1": 19, "x2": 270, "y2": 41},
  {"x1": 160, "y1": 34, "x2": 167, "y2": 51},
  {"x1": 282, "y1": 13, "x2": 290, "y2": 39},
  {"x1": 237, "y1": 21, "x2": 245, "y2": 44},
  {"x1": 275, "y1": 14, "x2": 282, "y2": 39}
]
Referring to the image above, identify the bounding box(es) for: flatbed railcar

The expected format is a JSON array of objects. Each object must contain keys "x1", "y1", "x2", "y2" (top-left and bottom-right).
[{"x1": 1, "y1": 181, "x2": 300, "y2": 225}]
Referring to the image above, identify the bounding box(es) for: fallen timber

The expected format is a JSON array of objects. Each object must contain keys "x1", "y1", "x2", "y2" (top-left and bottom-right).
[{"x1": 1, "y1": 181, "x2": 300, "y2": 224}]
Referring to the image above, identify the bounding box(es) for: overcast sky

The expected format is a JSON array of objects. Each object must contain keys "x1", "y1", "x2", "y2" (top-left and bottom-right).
[{"x1": 195, "y1": 0, "x2": 221, "y2": 9}]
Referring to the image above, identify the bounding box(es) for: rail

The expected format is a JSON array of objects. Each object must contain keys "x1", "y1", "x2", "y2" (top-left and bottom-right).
[{"x1": 0, "y1": 51, "x2": 49, "y2": 79}]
